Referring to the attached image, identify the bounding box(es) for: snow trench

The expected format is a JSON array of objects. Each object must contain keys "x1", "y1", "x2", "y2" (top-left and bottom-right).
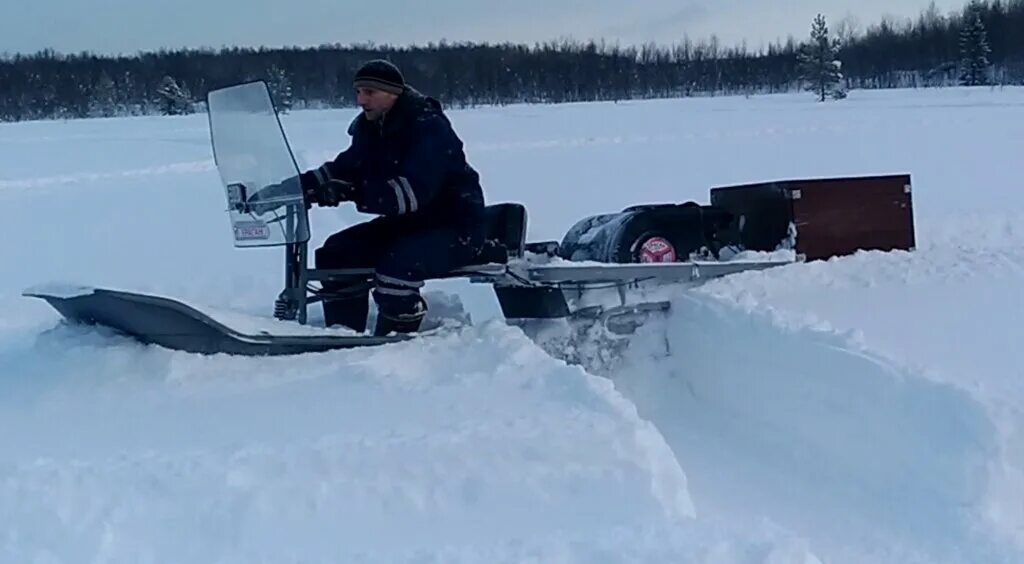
[
  {"x1": 0, "y1": 286, "x2": 1018, "y2": 563},
  {"x1": 601, "y1": 291, "x2": 1016, "y2": 563}
]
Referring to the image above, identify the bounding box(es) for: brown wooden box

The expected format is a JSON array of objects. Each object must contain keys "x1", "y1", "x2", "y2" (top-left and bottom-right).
[{"x1": 709, "y1": 174, "x2": 916, "y2": 261}]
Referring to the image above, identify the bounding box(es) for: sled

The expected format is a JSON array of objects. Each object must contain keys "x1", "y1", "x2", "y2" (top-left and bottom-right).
[{"x1": 24, "y1": 80, "x2": 915, "y2": 357}]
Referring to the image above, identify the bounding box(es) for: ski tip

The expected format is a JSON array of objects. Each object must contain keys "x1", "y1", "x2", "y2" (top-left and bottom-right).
[{"x1": 22, "y1": 283, "x2": 98, "y2": 300}]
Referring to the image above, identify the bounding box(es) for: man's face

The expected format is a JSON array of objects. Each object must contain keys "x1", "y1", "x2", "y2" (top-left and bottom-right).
[{"x1": 356, "y1": 87, "x2": 398, "y2": 120}]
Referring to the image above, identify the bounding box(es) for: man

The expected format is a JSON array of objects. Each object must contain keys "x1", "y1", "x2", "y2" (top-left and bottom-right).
[{"x1": 297, "y1": 59, "x2": 486, "y2": 336}]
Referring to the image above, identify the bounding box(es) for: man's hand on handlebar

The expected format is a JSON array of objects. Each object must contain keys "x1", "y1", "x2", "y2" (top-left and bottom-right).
[{"x1": 308, "y1": 180, "x2": 357, "y2": 207}]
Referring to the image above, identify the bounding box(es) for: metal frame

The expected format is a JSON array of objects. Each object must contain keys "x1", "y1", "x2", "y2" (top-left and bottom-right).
[{"x1": 273, "y1": 220, "x2": 795, "y2": 326}]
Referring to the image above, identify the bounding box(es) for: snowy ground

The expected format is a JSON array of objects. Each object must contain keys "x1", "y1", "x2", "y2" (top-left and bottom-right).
[{"x1": 2, "y1": 85, "x2": 1023, "y2": 562}]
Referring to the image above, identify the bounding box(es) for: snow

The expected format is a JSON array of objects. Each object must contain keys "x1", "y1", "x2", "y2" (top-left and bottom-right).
[
  {"x1": 614, "y1": 293, "x2": 1012, "y2": 563},
  {"x1": 3, "y1": 85, "x2": 1024, "y2": 562},
  {"x1": 0, "y1": 321, "x2": 703, "y2": 562}
]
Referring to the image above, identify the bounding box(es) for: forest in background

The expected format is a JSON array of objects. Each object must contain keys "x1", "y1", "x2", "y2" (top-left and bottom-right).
[{"x1": 0, "y1": 0, "x2": 1021, "y2": 121}]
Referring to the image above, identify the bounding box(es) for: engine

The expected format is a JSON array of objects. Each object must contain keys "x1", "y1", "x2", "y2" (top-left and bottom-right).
[{"x1": 555, "y1": 202, "x2": 740, "y2": 264}]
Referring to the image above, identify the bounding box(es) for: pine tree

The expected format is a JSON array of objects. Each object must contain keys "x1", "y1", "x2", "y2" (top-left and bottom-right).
[
  {"x1": 266, "y1": 65, "x2": 294, "y2": 113},
  {"x1": 155, "y1": 75, "x2": 193, "y2": 115},
  {"x1": 959, "y1": 2, "x2": 992, "y2": 85},
  {"x1": 797, "y1": 14, "x2": 845, "y2": 101},
  {"x1": 89, "y1": 72, "x2": 118, "y2": 118},
  {"x1": 156, "y1": 75, "x2": 193, "y2": 115}
]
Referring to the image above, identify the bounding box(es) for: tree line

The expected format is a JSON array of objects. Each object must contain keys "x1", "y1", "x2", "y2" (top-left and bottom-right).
[{"x1": 0, "y1": 0, "x2": 1021, "y2": 122}]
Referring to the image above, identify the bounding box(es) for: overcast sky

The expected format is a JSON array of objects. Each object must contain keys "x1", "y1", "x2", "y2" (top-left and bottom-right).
[{"x1": 3, "y1": 0, "x2": 969, "y2": 56}]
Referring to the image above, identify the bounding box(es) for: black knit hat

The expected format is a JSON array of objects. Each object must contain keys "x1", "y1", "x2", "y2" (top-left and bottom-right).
[{"x1": 353, "y1": 59, "x2": 405, "y2": 94}]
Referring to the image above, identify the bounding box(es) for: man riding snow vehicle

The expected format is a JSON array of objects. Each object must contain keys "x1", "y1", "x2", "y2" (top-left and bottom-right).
[{"x1": 253, "y1": 60, "x2": 488, "y2": 336}]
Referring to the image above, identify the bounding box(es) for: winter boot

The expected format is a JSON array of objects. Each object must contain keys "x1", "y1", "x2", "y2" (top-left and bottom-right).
[{"x1": 373, "y1": 293, "x2": 427, "y2": 336}]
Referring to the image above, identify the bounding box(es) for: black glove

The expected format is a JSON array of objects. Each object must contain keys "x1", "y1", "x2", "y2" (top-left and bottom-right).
[
  {"x1": 302, "y1": 179, "x2": 357, "y2": 208},
  {"x1": 298, "y1": 169, "x2": 359, "y2": 208},
  {"x1": 319, "y1": 180, "x2": 358, "y2": 207}
]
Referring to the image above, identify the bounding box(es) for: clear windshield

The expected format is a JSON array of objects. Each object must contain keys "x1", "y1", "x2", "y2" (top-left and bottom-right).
[{"x1": 207, "y1": 81, "x2": 309, "y2": 247}]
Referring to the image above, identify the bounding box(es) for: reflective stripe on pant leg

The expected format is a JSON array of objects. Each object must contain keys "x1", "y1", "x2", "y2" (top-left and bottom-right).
[
  {"x1": 372, "y1": 272, "x2": 427, "y2": 322},
  {"x1": 375, "y1": 272, "x2": 424, "y2": 290},
  {"x1": 321, "y1": 277, "x2": 372, "y2": 301},
  {"x1": 374, "y1": 285, "x2": 419, "y2": 297}
]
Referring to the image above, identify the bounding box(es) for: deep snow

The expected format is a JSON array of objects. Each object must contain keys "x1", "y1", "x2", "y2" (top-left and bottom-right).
[{"x1": 2, "y1": 85, "x2": 1024, "y2": 563}]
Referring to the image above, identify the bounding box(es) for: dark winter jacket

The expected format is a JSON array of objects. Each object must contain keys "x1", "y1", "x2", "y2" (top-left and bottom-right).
[{"x1": 301, "y1": 87, "x2": 485, "y2": 232}]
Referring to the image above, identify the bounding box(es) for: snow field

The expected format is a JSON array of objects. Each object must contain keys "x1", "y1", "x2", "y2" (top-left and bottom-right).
[{"x1": 2, "y1": 85, "x2": 1024, "y2": 562}]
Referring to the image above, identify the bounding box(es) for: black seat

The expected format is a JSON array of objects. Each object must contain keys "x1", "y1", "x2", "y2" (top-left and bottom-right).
[{"x1": 473, "y1": 202, "x2": 527, "y2": 264}]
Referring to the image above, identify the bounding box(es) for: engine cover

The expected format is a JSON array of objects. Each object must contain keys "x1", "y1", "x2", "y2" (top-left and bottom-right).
[{"x1": 557, "y1": 202, "x2": 737, "y2": 264}]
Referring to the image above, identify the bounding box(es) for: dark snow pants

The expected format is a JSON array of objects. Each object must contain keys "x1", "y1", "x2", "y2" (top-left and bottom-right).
[{"x1": 314, "y1": 215, "x2": 483, "y2": 335}]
